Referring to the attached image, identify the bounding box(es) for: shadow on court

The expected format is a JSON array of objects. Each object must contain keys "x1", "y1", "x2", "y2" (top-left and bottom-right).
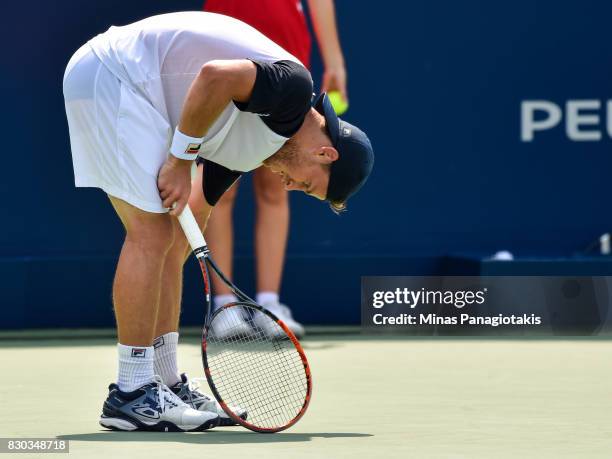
[
  {"x1": 0, "y1": 333, "x2": 417, "y2": 349},
  {"x1": 3, "y1": 320, "x2": 612, "y2": 351},
  {"x1": 2, "y1": 333, "x2": 612, "y2": 349},
  {"x1": 58, "y1": 431, "x2": 372, "y2": 444}
]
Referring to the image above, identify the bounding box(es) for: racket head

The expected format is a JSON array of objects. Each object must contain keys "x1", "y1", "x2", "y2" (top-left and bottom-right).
[{"x1": 201, "y1": 301, "x2": 312, "y2": 433}]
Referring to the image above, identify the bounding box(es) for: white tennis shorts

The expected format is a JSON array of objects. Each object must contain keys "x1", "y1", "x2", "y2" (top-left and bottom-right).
[{"x1": 63, "y1": 44, "x2": 172, "y2": 213}]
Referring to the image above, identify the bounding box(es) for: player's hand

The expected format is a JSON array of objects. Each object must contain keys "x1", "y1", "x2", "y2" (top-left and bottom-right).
[
  {"x1": 321, "y1": 63, "x2": 348, "y2": 104},
  {"x1": 157, "y1": 156, "x2": 192, "y2": 216}
]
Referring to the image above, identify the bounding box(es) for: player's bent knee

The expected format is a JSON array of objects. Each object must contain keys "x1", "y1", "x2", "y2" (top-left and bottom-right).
[{"x1": 125, "y1": 215, "x2": 175, "y2": 254}]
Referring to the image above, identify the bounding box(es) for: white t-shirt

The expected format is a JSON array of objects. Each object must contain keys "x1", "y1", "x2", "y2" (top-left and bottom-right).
[{"x1": 87, "y1": 11, "x2": 312, "y2": 172}]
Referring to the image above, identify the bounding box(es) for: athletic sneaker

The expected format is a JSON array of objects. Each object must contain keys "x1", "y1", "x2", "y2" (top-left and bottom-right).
[
  {"x1": 99, "y1": 376, "x2": 220, "y2": 432},
  {"x1": 255, "y1": 301, "x2": 305, "y2": 339},
  {"x1": 209, "y1": 306, "x2": 253, "y2": 341},
  {"x1": 171, "y1": 373, "x2": 248, "y2": 427}
]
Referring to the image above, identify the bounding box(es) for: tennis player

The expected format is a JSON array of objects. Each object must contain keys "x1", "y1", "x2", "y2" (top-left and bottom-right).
[
  {"x1": 63, "y1": 11, "x2": 373, "y2": 432},
  {"x1": 202, "y1": 0, "x2": 349, "y2": 339}
]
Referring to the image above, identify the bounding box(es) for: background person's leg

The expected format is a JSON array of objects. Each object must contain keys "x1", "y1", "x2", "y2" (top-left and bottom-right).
[
  {"x1": 253, "y1": 166, "x2": 288, "y2": 296},
  {"x1": 252, "y1": 167, "x2": 304, "y2": 337},
  {"x1": 204, "y1": 178, "x2": 240, "y2": 307}
]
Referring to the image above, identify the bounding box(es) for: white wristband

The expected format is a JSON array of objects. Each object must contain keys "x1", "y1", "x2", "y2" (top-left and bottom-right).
[{"x1": 170, "y1": 128, "x2": 204, "y2": 160}]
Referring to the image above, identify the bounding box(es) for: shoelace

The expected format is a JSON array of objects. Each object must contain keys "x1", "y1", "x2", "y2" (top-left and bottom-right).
[
  {"x1": 187, "y1": 377, "x2": 243, "y2": 414},
  {"x1": 186, "y1": 378, "x2": 213, "y2": 406},
  {"x1": 151, "y1": 375, "x2": 187, "y2": 413}
]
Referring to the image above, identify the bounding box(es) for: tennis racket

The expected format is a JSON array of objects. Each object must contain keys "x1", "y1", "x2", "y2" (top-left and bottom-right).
[{"x1": 178, "y1": 205, "x2": 312, "y2": 433}]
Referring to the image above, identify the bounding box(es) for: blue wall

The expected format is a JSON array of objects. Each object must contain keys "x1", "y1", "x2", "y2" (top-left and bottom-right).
[{"x1": 2, "y1": 1, "x2": 612, "y2": 328}]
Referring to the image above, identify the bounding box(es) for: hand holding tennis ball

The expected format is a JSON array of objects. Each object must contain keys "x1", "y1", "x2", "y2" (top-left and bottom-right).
[{"x1": 328, "y1": 91, "x2": 348, "y2": 115}]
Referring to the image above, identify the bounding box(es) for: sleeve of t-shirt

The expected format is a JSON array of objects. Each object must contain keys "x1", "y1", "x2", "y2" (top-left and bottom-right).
[{"x1": 233, "y1": 60, "x2": 313, "y2": 137}]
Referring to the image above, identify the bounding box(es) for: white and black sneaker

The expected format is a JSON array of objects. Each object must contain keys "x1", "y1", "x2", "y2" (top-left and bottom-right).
[
  {"x1": 171, "y1": 373, "x2": 247, "y2": 427},
  {"x1": 99, "y1": 376, "x2": 220, "y2": 432}
]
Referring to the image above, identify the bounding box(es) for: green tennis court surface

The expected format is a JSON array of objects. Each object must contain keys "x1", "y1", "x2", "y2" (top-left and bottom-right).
[{"x1": 2, "y1": 333, "x2": 611, "y2": 458}]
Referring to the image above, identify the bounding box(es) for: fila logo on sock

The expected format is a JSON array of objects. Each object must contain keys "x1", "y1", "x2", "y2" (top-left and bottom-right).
[
  {"x1": 153, "y1": 337, "x2": 164, "y2": 349},
  {"x1": 131, "y1": 348, "x2": 147, "y2": 358}
]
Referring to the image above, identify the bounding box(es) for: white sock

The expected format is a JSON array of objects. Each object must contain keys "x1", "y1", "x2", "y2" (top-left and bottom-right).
[
  {"x1": 214, "y1": 293, "x2": 238, "y2": 310},
  {"x1": 153, "y1": 332, "x2": 181, "y2": 387},
  {"x1": 257, "y1": 291, "x2": 279, "y2": 305},
  {"x1": 117, "y1": 344, "x2": 154, "y2": 393}
]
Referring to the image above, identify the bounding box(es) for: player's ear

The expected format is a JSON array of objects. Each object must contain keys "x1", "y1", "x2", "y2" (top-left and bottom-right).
[{"x1": 316, "y1": 146, "x2": 339, "y2": 164}]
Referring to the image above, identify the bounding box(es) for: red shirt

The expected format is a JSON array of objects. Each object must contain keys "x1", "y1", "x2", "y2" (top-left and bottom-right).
[{"x1": 203, "y1": 0, "x2": 312, "y2": 67}]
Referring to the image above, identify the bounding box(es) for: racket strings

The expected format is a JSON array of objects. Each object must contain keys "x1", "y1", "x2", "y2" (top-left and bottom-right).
[
  {"x1": 206, "y1": 305, "x2": 308, "y2": 429},
  {"x1": 209, "y1": 351, "x2": 306, "y2": 426},
  {"x1": 210, "y1": 332, "x2": 306, "y2": 418}
]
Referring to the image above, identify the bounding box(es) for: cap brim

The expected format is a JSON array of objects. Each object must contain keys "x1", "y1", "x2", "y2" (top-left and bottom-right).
[
  {"x1": 314, "y1": 93, "x2": 340, "y2": 147},
  {"x1": 313, "y1": 93, "x2": 375, "y2": 204}
]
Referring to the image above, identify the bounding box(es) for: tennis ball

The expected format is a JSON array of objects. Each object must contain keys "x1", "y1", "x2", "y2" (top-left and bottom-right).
[{"x1": 328, "y1": 91, "x2": 348, "y2": 115}]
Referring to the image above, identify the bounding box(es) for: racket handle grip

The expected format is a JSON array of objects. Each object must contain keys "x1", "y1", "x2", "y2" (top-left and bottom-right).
[{"x1": 177, "y1": 205, "x2": 207, "y2": 252}]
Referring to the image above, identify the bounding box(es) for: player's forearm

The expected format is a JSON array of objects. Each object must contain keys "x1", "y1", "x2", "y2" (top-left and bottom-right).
[
  {"x1": 307, "y1": 0, "x2": 345, "y2": 68},
  {"x1": 178, "y1": 60, "x2": 257, "y2": 138}
]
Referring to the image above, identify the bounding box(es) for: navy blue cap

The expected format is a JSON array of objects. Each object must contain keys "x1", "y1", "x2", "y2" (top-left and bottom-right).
[{"x1": 314, "y1": 93, "x2": 374, "y2": 204}]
